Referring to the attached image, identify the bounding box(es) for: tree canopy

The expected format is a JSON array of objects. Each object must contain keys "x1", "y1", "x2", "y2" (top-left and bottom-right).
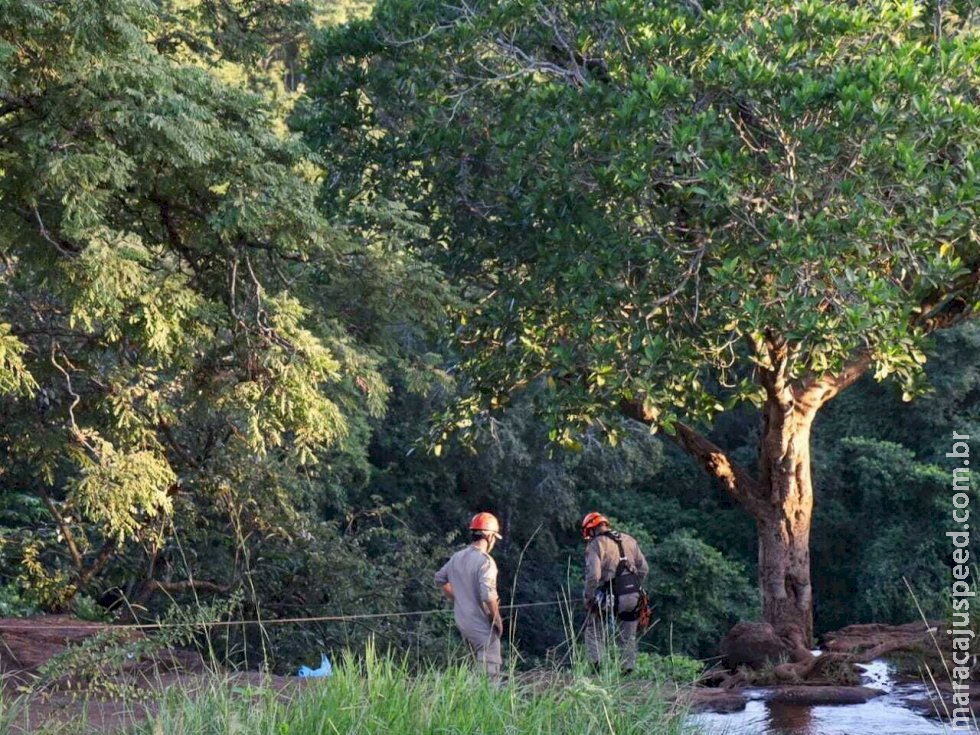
[
  {"x1": 0, "y1": 0, "x2": 444, "y2": 609},
  {"x1": 307, "y1": 0, "x2": 979, "y2": 441},
  {"x1": 305, "y1": 0, "x2": 979, "y2": 640}
]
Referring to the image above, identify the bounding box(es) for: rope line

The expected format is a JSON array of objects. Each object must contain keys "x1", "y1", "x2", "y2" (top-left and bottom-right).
[{"x1": 0, "y1": 600, "x2": 565, "y2": 632}]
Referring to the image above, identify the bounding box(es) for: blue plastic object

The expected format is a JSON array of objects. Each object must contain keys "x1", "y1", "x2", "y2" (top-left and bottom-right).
[{"x1": 298, "y1": 653, "x2": 333, "y2": 678}]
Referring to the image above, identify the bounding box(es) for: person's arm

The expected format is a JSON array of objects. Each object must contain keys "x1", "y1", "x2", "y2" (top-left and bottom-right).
[
  {"x1": 633, "y1": 539, "x2": 649, "y2": 585},
  {"x1": 583, "y1": 540, "x2": 602, "y2": 610},
  {"x1": 487, "y1": 596, "x2": 503, "y2": 636},
  {"x1": 435, "y1": 559, "x2": 452, "y2": 599},
  {"x1": 479, "y1": 557, "x2": 503, "y2": 635}
]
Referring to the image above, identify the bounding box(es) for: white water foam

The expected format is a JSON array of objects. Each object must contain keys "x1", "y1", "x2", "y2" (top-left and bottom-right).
[{"x1": 856, "y1": 659, "x2": 895, "y2": 693}]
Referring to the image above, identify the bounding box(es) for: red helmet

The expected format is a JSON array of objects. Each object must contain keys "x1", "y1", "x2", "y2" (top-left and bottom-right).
[
  {"x1": 581, "y1": 512, "x2": 609, "y2": 540},
  {"x1": 469, "y1": 512, "x2": 502, "y2": 539}
]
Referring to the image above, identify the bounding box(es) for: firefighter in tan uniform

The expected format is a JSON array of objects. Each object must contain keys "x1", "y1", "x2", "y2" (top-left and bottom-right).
[
  {"x1": 582, "y1": 512, "x2": 648, "y2": 674},
  {"x1": 435, "y1": 512, "x2": 505, "y2": 678}
]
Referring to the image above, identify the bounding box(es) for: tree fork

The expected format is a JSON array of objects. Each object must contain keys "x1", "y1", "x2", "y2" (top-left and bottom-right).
[{"x1": 623, "y1": 392, "x2": 821, "y2": 643}]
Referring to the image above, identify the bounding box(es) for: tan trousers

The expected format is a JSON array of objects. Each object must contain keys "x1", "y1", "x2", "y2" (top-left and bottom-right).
[
  {"x1": 463, "y1": 629, "x2": 502, "y2": 679},
  {"x1": 584, "y1": 592, "x2": 639, "y2": 671}
]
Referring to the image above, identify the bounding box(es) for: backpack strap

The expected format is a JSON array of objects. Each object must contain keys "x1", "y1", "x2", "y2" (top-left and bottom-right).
[{"x1": 602, "y1": 531, "x2": 634, "y2": 576}]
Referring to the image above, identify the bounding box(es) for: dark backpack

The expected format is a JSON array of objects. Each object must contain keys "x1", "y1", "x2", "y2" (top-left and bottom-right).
[{"x1": 601, "y1": 531, "x2": 642, "y2": 620}]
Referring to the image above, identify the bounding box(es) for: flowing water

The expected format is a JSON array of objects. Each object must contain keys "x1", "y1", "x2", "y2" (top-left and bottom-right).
[{"x1": 685, "y1": 658, "x2": 951, "y2": 735}]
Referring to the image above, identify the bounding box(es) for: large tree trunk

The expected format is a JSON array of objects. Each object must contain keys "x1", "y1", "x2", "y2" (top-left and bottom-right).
[
  {"x1": 756, "y1": 485, "x2": 814, "y2": 644},
  {"x1": 621, "y1": 349, "x2": 873, "y2": 648},
  {"x1": 758, "y1": 511, "x2": 813, "y2": 643},
  {"x1": 757, "y1": 391, "x2": 817, "y2": 644}
]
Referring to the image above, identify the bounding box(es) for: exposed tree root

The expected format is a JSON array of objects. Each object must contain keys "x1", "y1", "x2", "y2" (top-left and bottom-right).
[{"x1": 719, "y1": 620, "x2": 938, "y2": 683}]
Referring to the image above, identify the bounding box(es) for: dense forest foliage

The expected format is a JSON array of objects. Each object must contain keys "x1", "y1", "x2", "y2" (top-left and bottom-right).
[
  {"x1": 1, "y1": 0, "x2": 977, "y2": 673},
  {"x1": 308, "y1": 0, "x2": 979, "y2": 643}
]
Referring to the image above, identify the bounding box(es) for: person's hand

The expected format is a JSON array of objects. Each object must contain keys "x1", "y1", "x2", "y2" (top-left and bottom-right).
[{"x1": 492, "y1": 614, "x2": 504, "y2": 637}]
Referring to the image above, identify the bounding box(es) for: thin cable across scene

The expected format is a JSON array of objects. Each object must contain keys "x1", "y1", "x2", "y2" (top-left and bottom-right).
[{"x1": 0, "y1": 600, "x2": 564, "y2": 631}]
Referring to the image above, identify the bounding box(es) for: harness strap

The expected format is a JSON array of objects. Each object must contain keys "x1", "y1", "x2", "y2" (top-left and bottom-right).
[
  {"x1": 598, "y1": 531, "x2": 641, "y2": 620},
  {"x1": 603, "y1": 531, "x2": 634, "y2": 576}
]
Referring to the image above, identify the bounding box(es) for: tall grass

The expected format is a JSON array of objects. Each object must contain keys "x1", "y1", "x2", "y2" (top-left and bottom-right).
[
  {"x1": 0, "y1": 691, "x2": 24, "y2": 734},
  {"x1": 1, "y1": 590, "x2": 699, "y2": 735},
  {"x1": 904, "y1": 574, "x2": 980, "y2": 732},
  {"x1": 133, "y1": 642, "x2": 687, "y2": 735}
]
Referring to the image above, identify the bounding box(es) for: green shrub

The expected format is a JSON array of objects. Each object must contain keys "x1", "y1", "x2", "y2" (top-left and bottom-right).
[
  {"x1": 71, "y1": 594, "x2": 109, "y2": 623},
  {"x1": 0, "y1": 584, "x2": 38, "y2": 617},
  {"x1": 643, "y1": 531, "x2": 759, "y2": 657}
]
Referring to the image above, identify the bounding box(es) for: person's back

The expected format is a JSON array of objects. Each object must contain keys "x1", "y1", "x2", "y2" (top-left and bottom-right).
[
  {"x1": 584, "y1": 531, "x2": 648, "y2": 601},
  {"x1": 439, "y1": 544, "x2": 497, "y2": 640},
  {"x1": 581, "y1": 512, "x2": 649, "y2": 675}
]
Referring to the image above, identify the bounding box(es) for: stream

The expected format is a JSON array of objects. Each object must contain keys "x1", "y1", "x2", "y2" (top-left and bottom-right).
[{"x1": 685, "y1": 659, "x2": 951, "y2": 734}]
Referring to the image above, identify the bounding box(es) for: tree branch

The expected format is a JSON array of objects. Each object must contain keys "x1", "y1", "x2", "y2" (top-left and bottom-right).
[
  {"x1": 35, "y1": 490, "x2": 117, "y2": 601},
  {"x1": 759, "y1": 329, "x2": 794, "y2": 409},
  {"x1": 795, "y1": 351, "x2": 873, "y2": 411},
  {"x1": 76, "y1": 538, "x2": 116, "y2": 587},
  {"x1": 38, "y1": 487, "x2": 83, "y2": 571},
  {"x1": 620, "y1": 398, "x2": 767, "y2": 517},
  {"x1": 795, "y1": 259, "x2": 978, "y2": 409},
  {"x1": 18, "y1": 205, "x2": 82, "y2": 257},
  {"x1": 913, "y1": 262, "x2": 980, "y2": 334}
]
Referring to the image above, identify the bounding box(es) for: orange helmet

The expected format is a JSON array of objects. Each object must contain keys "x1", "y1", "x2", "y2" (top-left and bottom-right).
[
  {"x1": 581, "y1": 512, "x2": 609, "y2": 540},
  {"x1": 469, "y1": 512, "x2": 502, "y2": 539}
]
